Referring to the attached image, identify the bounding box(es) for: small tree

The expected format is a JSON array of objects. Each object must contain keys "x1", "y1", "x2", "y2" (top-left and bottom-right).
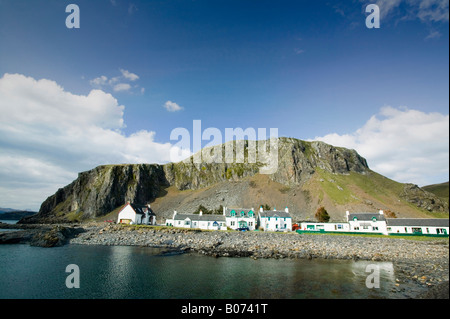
[
  {"x1": 315, "y1": 206, "x2": 330, "y2": 223},
  {"x1": 384, "y1": 209, "x2": 397, "y2": 218},
  {"x1": 214, "y1": 205, "x2": 224, "y2": 215},
  {"x1": 193, "y1": 205, "x2": 211, "y2": 214}
]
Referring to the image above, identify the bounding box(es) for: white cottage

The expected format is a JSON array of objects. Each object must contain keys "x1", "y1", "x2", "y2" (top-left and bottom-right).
[
  {"x1": 166, "y1": 211, "x2": 227, "y2": 230},
  {"x1": 258, "y1": 207, "x2": 292, "y2": 232},
  {"x1": 224, "y1": 207, "x2": 257, "y2": 230},
  {"x1": 386, "y1": 218, "x2": 449, "y2": 236},
  {"x1": 346, "y1": 210, "x2": 387, "y2": 234},
  {"x1": 299, "y1": 222, "x2": 350, "y2": 232},
  {"x1": 117, "y1": 203, "x2": 156, "y2": 225}
]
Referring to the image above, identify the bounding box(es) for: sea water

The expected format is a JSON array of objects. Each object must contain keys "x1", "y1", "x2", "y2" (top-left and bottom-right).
[{"x1": 0, "y1": 243, "x2": 424, "y2": 299}]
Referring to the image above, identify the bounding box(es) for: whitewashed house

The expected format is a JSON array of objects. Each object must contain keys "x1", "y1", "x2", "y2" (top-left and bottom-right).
[
  {"x1": 117, "y1": 202, "x2": 156, "y2": 225},
  {"x1": 258, "y1": 207, "x2": 292, "y2": 232},
  {"x1": 224, "y1": 207, "x2": 257, "y2": 230},
  {"x1": 386, "y1": 218, "x2": 449, "y2": 236},
  {"x1": 346, "y1": 210, "x2": 387, "y2": 234},
  {"x1": 166, "y1": 211, "x2": 227, "y2": 230},
  {"x1": 299, "y1": 221, "x2": 350, "y2": 232}
]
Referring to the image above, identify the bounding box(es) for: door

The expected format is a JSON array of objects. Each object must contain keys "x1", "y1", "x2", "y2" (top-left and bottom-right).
[{"x1": 239, "y1": 221, "x2": 248, "y2": 228}]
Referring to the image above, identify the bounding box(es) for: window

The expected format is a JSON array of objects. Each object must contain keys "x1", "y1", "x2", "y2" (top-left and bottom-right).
[
  {"x1": 372, "y1": 217, "x2": 377, "y2": 222},
  {"x1": 353, "y1": 217, "x2": 358, "y2": 221},
  {"x1": 249, "y1": 210, "x2": 254, "y2": 217},
  {"x1": 248, "y1": 222, "x2": 253, "y2": 227},
  {"x1": 241, "y1": 211, "x2": 245, "y2": 217},
  {"x1": 231, "y1": 221, "x2": 235, "y2": 226},
  {"x1": 373, "y1": 227, "x2": 378, "y2": 231},
  {"x1": 231, "y1": 210, "x2": 236, "y2": 217}
]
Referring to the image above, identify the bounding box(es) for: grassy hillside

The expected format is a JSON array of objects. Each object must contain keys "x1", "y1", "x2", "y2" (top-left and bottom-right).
[{"x1": 302, "y1": 168, "x2": 443, "y2": 220}]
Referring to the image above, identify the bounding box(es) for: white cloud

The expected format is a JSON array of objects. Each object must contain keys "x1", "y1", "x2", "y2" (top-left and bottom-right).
[
  {"x1": 164, "y1": 100, "x2": 184, "y2": 112},
  {"x1": 371, "y1": 0, "x2": 449, "y2": 22},
  {"x1": 120, "y1": 69, "x2": 139, "y2": 81},
  {"x1": 89, "y1": 69, "x2": 142, "y2": 94},
  {"x1": 313, "y1": 106, "x2": 449, "y2": 186},
  {"x1": 0, "y1": 73, "x2": 187, "y2": 210},
  {"x1": 113, "y1": 83, "x2": 131, "y2": 92},
  {"x1": 90, "y1": 75, "x2": 108, "y2": 86},
  {"x1": 425, "y1": 29, "x2": 442, "y2": 39}
]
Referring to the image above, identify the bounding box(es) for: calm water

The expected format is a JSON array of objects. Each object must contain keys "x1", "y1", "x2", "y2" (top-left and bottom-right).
[{"x1": 0, "y1": 243, "x2": 421, "y2": 299}]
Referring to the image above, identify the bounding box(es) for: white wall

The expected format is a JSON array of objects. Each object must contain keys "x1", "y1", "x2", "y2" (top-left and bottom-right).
[
  {"x1": 117, "y1": 204, "x2": 141, "y2": 224},
  {"x1": 226, "y1": 216, "x2": 257, "y2": 230},
  {"x1": 259, "y1": 216, "x2": 292, "y2": 232},
  {"x1": 387, "y1": 226, "x2": 449, "y2": 235},
  {"x1": 300, "y1": 222, "x2": 350, "y2": 232}
]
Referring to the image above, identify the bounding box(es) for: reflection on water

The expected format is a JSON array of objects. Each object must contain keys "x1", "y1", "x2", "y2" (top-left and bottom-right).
[{"x1": 0, "y1": 244, "x2": 420, "y2": 299}]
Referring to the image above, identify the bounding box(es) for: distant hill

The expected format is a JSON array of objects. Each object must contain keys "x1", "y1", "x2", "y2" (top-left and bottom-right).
[
  {"x1": 0, "y1": 207, "x2": 19, "y2": 214},
  {"x1": 20, "y1": 137, "x2": 449, "y2": 224},
  {"x1": 0, "y1": 210, "x2": 37, "y2": 220},
  {"x1": 422, "y1": 182, "x2": 449, "y2": 204}
]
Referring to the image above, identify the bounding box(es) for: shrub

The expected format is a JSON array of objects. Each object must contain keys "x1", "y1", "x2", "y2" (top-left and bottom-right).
[{"x1": 315, "y1": 206, "x2": 330, "y2": 223}]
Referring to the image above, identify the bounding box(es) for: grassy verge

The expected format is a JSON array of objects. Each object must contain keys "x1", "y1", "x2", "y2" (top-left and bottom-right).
[{"x1": 298, "y1": 231, "x2": 449, "y2": 241}]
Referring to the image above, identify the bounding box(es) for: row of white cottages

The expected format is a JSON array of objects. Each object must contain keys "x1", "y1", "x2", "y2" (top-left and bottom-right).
[
  {"x1": 165, "y1": 206, "x2": 293, "y2": 232},
  {"x1": 116, "y1": 202, "x2": 292, "y2": 232},
  {"x1": 300, "y1": 210, "x2": 449, "y2": 236},
  {"x1": 116, "y1": 203, "x2": 449, "y2": 236}
]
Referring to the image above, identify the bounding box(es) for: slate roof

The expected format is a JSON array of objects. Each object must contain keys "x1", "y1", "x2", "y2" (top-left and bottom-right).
[
  {"x1": 259, "y1": 210, "x2": 292, "y2": 218},
  {"x1": 386, "y1": 218, "x2": 449, "y2": 227},
  {"x1": 129, "y1": 204, "x2": 155, "y2": 216},
  {"x1": 348, "y1": 213, "x2": 385, "y2": 222},
  {"x1": 224, "y1": 208, "x2": 256, "y2": 218},
  {"x1": 173, "y1": 213, "x2": 225, "y2": 222}
]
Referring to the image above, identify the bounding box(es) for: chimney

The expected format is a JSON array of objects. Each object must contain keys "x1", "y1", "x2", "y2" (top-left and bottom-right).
[
  {"x1": 260, "y1": 206, "x2": 263, "y2": 213},
  {"x1": 199, "y1": 210, "x2": 203, "y2": 216},
  {"x1": 173, "y1": 210, "x2": 177, "y2": 219},
  {"x1": 274, "y1": 207, "x2": 276, "y2": 211},
  {"x1": 379, "y1": 210, "x2": 384, "y2": 215},
  {"x1": 285, "y1": 207, "x2": 289, "y2": 213},
  {"x1": 147, "y1": 204, "x2": 151, "y2": 209},
  {"x1": 223, "y1": 206, "x2": 226, "y2": 216}
]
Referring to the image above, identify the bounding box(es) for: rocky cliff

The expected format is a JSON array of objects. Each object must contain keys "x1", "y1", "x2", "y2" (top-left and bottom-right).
[{"x1": 20, "y1": 138, "x2": 448, "y2": 224}]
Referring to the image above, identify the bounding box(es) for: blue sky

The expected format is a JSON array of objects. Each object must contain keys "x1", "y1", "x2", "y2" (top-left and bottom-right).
[{"x1": 0, "y1": 0, "x2": 449, "y2": 210}]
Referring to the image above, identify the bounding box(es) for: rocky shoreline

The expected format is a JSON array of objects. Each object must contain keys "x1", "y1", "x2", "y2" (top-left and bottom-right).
[{"x1": 1, "y1": 222, "x2": 448, "y2": 298}]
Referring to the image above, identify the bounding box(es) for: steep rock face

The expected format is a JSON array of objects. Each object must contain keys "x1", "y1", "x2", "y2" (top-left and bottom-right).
[
  {"x1": 163, "y1": 138, "x2": 369, "y2": 190},
  {"x1": 400, "y1": 184, "x2": 449, "y2": 212},
  {"x1": 22, "y1": 164, "x2": 169, "y2": 223},
  {"x1": 270, "y1": 138, "x2": 369, "y2": 185}
]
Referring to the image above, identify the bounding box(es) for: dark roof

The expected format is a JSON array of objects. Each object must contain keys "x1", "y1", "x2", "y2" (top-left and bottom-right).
[
  {"x1": 225, "y1": 208, "x2": 256, "y2": 218},
  {"x1": 129, "y1": 204, "x2": 155, "y2": 216},
  {"x1": 348, "y1": 213, "x2": 385, "y2": 221},
  {"x1": 173, "y1": 213, "x2": 225, "y2": 222},
  {"x1": 259, "y1": 210, "x2": 291, "y2": 218},
  {"x1": 386, "y1": 218, "x2": 449, "y2": 227}
]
